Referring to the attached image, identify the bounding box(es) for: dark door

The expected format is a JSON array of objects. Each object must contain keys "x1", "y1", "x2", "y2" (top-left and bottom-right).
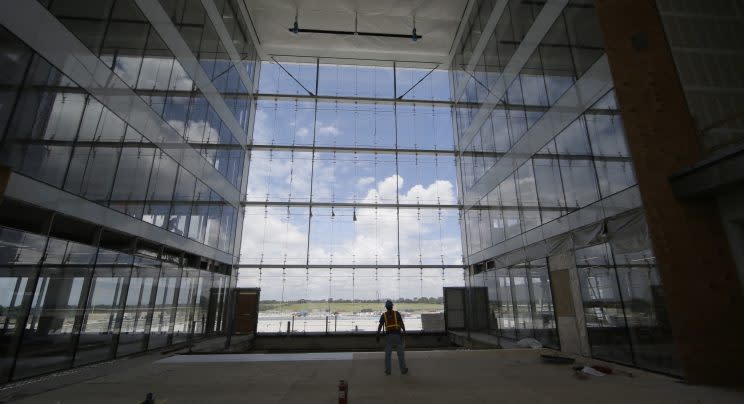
[
  {"x1": 233, "y1": 288, "x2": 260, "y2": 334},
  {"x1": 444, "y1": 287, "x2": 466, "y2": 330}
]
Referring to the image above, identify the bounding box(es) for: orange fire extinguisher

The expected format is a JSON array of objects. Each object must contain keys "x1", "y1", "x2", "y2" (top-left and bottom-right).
[{"x1": 338, "y1": 379, "x2": 348, "y2": 404}]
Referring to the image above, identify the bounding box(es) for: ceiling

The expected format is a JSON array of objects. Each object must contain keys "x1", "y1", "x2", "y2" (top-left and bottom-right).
[{"x1": 241, "y1": 0, "x2": 470, "y2": 65}]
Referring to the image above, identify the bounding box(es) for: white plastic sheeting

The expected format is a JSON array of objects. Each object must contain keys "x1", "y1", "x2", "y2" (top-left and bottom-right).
[{"x1": 480, "y1": 207, "x2": 651, "y2": 270}]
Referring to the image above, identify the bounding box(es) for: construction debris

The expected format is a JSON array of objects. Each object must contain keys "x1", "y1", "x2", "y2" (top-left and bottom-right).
[{"x1": 516, "y1": 338, "x2": 543, "y2": 349}]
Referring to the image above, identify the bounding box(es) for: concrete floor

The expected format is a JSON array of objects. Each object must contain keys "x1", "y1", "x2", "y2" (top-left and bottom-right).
[{"x1": 9, "y1": 349, "x2": 744, "y2": 404}]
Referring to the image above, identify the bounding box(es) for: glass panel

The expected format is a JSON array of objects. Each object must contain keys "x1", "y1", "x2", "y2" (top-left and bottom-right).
[
  {"x1": 253, "y1": 99, "x2": 315, "y2": 146},
  {"x1": 109, "y1": 140, "x2": 157, "y2": 219},
  {"x1": 13, "y1": 265, "x2": 91, "y2": 379},
  {"x1": 173, "y1": 268, "x2": 198, "y2": 343},
  {"x1": 314, "y1": 102, "x2": 395, "y2": 148},
  {"x1": 559, "y1": 158, "x2": 600, "y2": 208},
  {"x1": 395, "y1": 66, "x2": 450, "y2": 101},
  {"x1": 191, "y1": 270, "x2": 212, "y2": 336},
  {"x1": 75, "y1": 250, "x2": 131, "y2": 366},
  {"x1": 245, "y1": 150, "x2": 313, "y2": 202},
  {"x1": 495, "y1": 268, "x2": 516, "y2": 339},
  {"x1": 534, "y1": 156, "x2": 566, "y2": 223},
  {"x1": 116, "y1": 258, "x2": 159, "y2": 357},
  {"x1": 240, "y1": 207, "x2": 309, "y2": 266},
  {"x1": 318, "y1": 63, "x2": 394, "y2": 98},
  {"x1": 612, "y1": 249, "x2": 681, "y2": 374},
  {"x1": 311, "y1": 152, "x2": 397, "y2": 204},
  {"x1": 148, "y1": 264, "x2": 180, "y2": 349},
  {"x1": 511, "y1": 265, "x2": 534, "y2": 339},
  {"x1": 396, "y1": 105, "x2": 454, "y2": 150},
  {"x1": 0, "y1": 265, "x2": 37, "y2": 382},
  {"x1": 258, "y1": 61, "x2": 317, "y2": 95},
  {"x1": 576, "y1": 244, "x2": 634, "y2": 365},
  {"x1": 528, "y1": 259, "x2": 558, "y2": 349}
]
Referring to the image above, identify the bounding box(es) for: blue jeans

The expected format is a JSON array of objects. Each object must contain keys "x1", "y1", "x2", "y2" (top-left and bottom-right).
[{"x1": 384, "y1": 333, "x2": 407, "y2": 372}]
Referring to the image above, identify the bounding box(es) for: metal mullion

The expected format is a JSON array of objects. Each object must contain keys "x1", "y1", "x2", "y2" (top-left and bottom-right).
[
  {"x1": 111, "y1": 255, "x2": 135, "y2": 358},
  {"x1": 303, "y1": 96, "x2": 319, "y2": 267},
  {"x1": 69, "y1": 227, "x2": 103, "y2": 366},
  {"x1": 530, "y1": 158, "x2": 548, "y2": 228},
  {"x1": 393, "y1": 99, "x2": 401, "y2": 269},
  {"x1": 186, "y1": 269, "x2": 200, "y2": 340},
  {"x1": 141, "y1": 261, "x2": 163, "y2": 350},
  {"x1": 0, "y1": 38, "x2": 37, "y2": 148},
  {"x1": 240, "y1": 201, "x2": 462, "y2": 209},
  {"x1": 237, "y1": 264, "x2": 465, "y2": 269},
  {"x1": 607, "y1": 242, "x2": 638, "y2": 367},
  {"x1": 256, "y1": 92, "x2": 456, "y2": 107},
  {"x1": 581, "y1": 113, "x2": 605, "y2": 201},
  {"x1": 59, "y1": 93, "x2": 95, "y2": 194},
  {"x1": 397, "y1": 65, "x2": 440, "y2": 101},
  {"x1": 94, "y1": 1, "x2": 118, "y2": 57},
  {"x1": 507, "y1": 267, "x2": 521, "y2": 339},
  {"x1": 524, "y1": 263, "x2": 538, "y2": 339},
  {"x1": 270, "y1": 57, "x2": 314, "y2": 96},
  {"x1": 249, "y1": 143, "x2": 456, "y2": 156},
  {"x1": 167, "y1": 263, "x2": 184, "y2": 345},
  {"x1": 160, "y1": 155, "x2": 184, "y2": 234}
]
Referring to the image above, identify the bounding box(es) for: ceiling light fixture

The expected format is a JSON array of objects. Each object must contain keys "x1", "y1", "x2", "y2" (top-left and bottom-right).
[
  {"x1": 412, "y1": 16, "x2": 417, "y2": 42},
  {"x1": 291, "y1": 9, "x2": 300, "y2": 35},
  {"x1": 288, "y1": 11, "x2": 422, "y2": 41}
]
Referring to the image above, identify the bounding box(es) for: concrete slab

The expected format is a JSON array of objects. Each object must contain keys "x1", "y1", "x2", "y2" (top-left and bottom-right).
[
  {"x1": 157, "y1": 352, "x2": 354, "y2": 363},
  {"x1": 9, "y1": 350, "x2": 744, "y2": 403}
]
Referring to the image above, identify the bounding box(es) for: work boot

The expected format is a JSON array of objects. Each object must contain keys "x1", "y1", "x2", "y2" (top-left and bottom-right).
[
  {"x1": 385, "y1": 370, "x2": 391, "y2": 375},
  {"x1": 401, "y1": 368, "x2": 409, "y2": 375}
]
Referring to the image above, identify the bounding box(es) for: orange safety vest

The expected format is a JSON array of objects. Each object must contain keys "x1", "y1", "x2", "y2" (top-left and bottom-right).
[{"x1": 384, "y1": 311, "x2": 401, "y2": 331}]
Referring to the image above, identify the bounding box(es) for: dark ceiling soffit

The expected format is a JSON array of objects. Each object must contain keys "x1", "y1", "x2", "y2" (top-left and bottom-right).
[{"x1": 668, "y1": 143, "x2": 744, "y2": 199}]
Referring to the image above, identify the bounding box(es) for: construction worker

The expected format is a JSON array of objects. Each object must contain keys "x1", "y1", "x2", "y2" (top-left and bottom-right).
[{"x1": 376, "y1": 299, "x2": 409, "y2": 375}]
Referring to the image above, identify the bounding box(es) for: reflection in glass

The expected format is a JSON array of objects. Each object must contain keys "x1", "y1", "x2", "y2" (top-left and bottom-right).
[
  {"x1": 612, "y1": 249, "x2": 680, "y2": 374},
  {"x1": 148, "y1": 264, "x2": 180, "y2": 349},
  {"x1": 528, "y1": 260, "x2": 558, "y2": 349},
  {"x1": 75, "y1": 251, "x2": 131, "y2": 366},
  {"x1": 116, "y1": 258, "x2": 159, "y2": 357},
  {"x1": 173, "y1": 268, "x2": 199, "y2": 344},
  {"x1": 576, "y1": 244, "x2": 634, "y2": 365},
  {"x1": 13, "y1": 266, "x2": 91, "y2": 379}
]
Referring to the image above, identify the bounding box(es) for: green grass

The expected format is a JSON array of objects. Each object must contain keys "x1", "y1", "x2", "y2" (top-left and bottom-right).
[{"x1": 260, "y1": 301, "x2": 443, "y2": 314}]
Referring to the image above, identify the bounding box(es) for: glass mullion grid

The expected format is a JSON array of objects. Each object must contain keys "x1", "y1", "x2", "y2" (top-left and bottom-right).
[{"x1": 243, "y1": 60, "x2": 465, "y2": 331}]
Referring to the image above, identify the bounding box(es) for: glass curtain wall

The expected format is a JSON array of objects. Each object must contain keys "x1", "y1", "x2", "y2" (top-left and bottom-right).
[
  {"x1": 239, "y1": 59, "x2": 465, "y2": 332},
  {"x1": 453, "y1": 0, "x2": 679, "y2": 373},
  {"x1": 472, "y1": 258, "x2": 558, "y2": 348},
  {"x1": 452, "y1": 0, "x2": 633, "y2": 347},
  {"x1": 0, "y1": 225, "x2": 232, "y2": 382},
  {"x1": 0, "y1": 0, "x2": 250, "y2": 382},
  {"x1": 0, "y1": 0, "x2": 258, "y2": 256},
  {"x1": 576, "y1": 243, "x2": 680, "y2": 374}
]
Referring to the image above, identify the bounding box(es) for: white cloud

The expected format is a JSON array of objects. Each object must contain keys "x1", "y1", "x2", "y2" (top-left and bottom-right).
[
  {"x1": 356, "y1": 176, "x2": 375, "y2": 187},
  {"x1": 239, "y1": 173, "x2": 464, "y2": 299},
  {"x1": 251, "y1": 109, "x2": 271, "y2": 143},
  {"x1": 316, "y1": 121, "x2": 340, "y2": 136},
  {"x1": 178, "y1": 119, "x2": 221, "y2": 143}
]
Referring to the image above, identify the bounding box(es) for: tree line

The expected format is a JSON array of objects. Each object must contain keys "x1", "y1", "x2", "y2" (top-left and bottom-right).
[{"x1": 260, "y1": 297, "x2": 444, "y2": 304}]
